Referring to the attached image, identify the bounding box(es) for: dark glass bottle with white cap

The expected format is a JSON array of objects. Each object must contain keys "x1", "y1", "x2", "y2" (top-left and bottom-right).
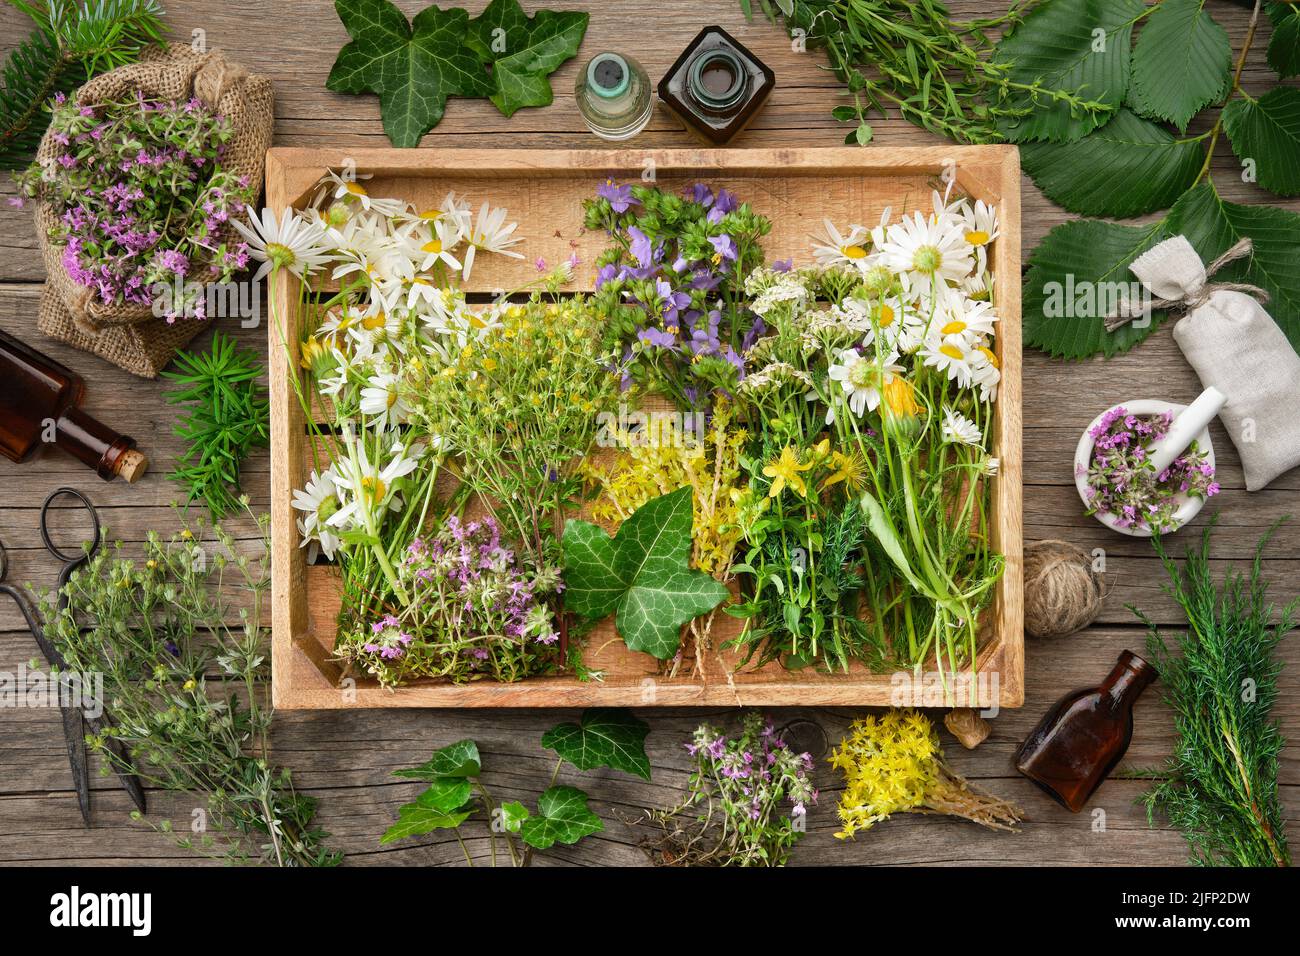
[
  {"x1": 575, "y1": 52, "x2": 653, "y2": 141},
  {"x1": 659, "y1": 26, "x2": 775, "y2": 146}
]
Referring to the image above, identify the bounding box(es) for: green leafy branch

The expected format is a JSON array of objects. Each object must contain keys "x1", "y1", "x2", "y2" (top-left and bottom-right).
[
  {"x1": 0, "y1": 0, "x2": 165, "y2": 169},
  {"x1": 1021, "y1": 0, "x2": 1300, "y2": 359},
  {"x1": 381, "y1": 709, "x2": 651, "y2": 866}
]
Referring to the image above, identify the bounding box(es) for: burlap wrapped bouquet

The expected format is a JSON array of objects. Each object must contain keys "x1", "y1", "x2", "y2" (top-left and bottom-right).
[{"x1": 34, "y1": 44, "x2": 274, "y2": 378}]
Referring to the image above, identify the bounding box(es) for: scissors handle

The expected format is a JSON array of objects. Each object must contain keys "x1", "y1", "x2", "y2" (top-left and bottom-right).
[{"x1": 40, "y1": 487, "x2": 101, "y2": 608}]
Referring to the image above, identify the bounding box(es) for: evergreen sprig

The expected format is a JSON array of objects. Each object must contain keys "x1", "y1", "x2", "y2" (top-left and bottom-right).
[
  {"x1": 163, "y1": 331, "x2": 269, "y2": 520},
  {"x1": 1133, "y1": 519, "x2": 1295, "y2": 867},
  {"x1": 0, "y1": 0, "x2": 165, "y2": 169}
]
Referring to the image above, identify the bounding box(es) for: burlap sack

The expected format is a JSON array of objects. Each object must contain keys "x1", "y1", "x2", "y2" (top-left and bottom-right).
[{"x1": 34, "y1": 43, "x2": 274, "y2": 378}]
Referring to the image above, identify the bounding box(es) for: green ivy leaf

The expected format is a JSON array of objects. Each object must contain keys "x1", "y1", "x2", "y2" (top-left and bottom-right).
[
  {"x1": 562, "y1": 487, "x2": 729, "y2": 660},
  {"x1": 393, "y1": 739, "x2": 482, "y2": 779},
  {"x1": 1267, "y1": 2, "x2": 1300, "y2": 79},
  {"x1": 1167, "y1": 182, "x2": 1300, "y2": 351},
  {"x1": 465, "y1": 0, "x2": 589, "y2": 117},
  {"x1": 1222, "y1": 88, "x2": 1300, "y2": 198},
  {"x1": 517, "y1": 786, "x2": 603, "y2": 849},
  {"x1": 993, "y1": 0, "x2": 1144, "y2": 143},
  {"x1": 380, "y1": 789, "x2": 473, "y2": 844},
  {"x1": 1021, "y1": 108, "x2": 1204, "y2": 217},
  {"x1": 1128, "y1": 0, "x2": 1231, "y2": 132},
  {"x1": 1024, "y1": 216, "x2": 1173, "y2": 358},
  {"x1": 499, "y1": 800, "x2": 530, "y2": 833},
  {"x1": 541, "y1": 708, "x2": 651, "y2": 779},
  {"x1": 326, "y1": 0, "x2": 494, "y2": 147}
]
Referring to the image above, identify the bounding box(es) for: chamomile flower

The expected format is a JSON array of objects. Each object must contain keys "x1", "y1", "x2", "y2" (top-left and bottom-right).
[
  {"x1": 969, "y1": 345, "x2": 1001, "y2": 403},
  {"x1": 232, "y1": 206, "x2": 331, "y2": 282},
  {"x1": 462, "y1": 201, "x2": 524, "y2": 279},
  {"x1": 959, "y1": 198, "x2": 999, "y2": 270},
  {"x1": 960, "y1": 271, "x2": 995, "y2": 303},
  {"x1": 359, "y1": 370, "x2": 411, "y2": 428},
  {"x1": 920, "y1": 335, "x2": 973, "y2": 387},
  {"x1": 876, "y1": 210, "x2": 974, "y2": 301},
  {"x1": 812, "y1": 219, "x2": 871, "y2": 270},
  {"x1": 292, "y1": 468, "x2": 345, "y2": 561},
  {"x1": 941, "y1": 407, "x2": 982, "y2": 446},
  {"x1": 323, "y1": 169, "x2": 407, "y2": 217},
  {"x1": 330, "y1": 441, "x2": 422, "y2": 527},
  {"x1": 934, "y1": 299, "x2": 998, "y2": 342},
  {"x1": 827, "y1": 347, "x2": 904, "y2": 420},
  {"x1": 413, "y1": 216, "x2": 463, "y2": 272}
]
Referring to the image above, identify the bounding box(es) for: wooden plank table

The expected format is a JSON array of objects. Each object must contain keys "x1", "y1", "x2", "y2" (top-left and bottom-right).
[{"x1": 1, "y1": 0, "x2": 1296, "y2": 866}]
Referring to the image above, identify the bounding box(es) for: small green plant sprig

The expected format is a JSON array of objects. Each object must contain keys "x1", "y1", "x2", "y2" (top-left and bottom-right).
[
  {"x1": 382, "y1": 709, "x2": 650, "y2": 866},
  {"x1": 38, "y1": 508, "x2": 341, "y2": 866},
  {"x1": 639, "y1": 711, "x2": 818, "y2": 867},
  {"x1": 0, "y1": 0, "x2": 166, "y2": 169},
  {"x1": 1134, "y1": 518, "x2": 1294, "y2": 867},
  {"x1": 163, "y1": 332, "x2": 269, "y2": 521}
]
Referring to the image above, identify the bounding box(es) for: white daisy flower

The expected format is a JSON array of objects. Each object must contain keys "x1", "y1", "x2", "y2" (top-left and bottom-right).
[
  {"x1": 401, "y1": 215, "x2": 463, "y2": 273},
  {"x1": 921, "y1": 334, "x2": 975, "y2": 387},
  {"x1": 984, "y1": 456, "x2": 1000, "y2": 476},
  {"x1": 875, "y1": 210, "x2": 974, "y2": 301},
  {"x1": 827, "y1": 347, "x2": 904, "y2": 420},
  {"x1": 462, "y1": 201, "x2": 524, "y2": 279},
  {"x1": 292, "y1": 468, "x2": 345, "y2": 561},
  {"x1": 969, "y1": 344, "x2": 1001, "y2": 403},
  {"x1": 232, "y1": 206, "x2": 332, "y2": 282},
  {"x1": 935, "y1": 299, "x2": 998, "y2": 342},
  {"x1": 330, "y1": 441, "x2": 421, "y2": 527},
  {"x1": 941, "y1": 407, "x2": 982, "y2": 446},
  {"x1": 322, "y1": 169, "x2": 408, "y2": 218},
  {"x1": 359, "y1": 370, "x2": 410, "y2": 428},
  {"x1": 812, "y1": 218, "x2": 871, "y2": 270},
  {"x1": 959, "y1": 198, "x2": 1000, "y2": 270},
  {"x1": 960, "y1": 271, "x2": 995, "y2": 303}
]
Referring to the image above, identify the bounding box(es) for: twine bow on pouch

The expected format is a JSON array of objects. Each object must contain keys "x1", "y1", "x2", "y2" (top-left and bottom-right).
[{"x1": 1103, "y1": 235, "x2": 1269, "y2": 332}]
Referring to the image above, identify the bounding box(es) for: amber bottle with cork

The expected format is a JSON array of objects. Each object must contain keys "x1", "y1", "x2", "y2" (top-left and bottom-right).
[
  {"x1": 0, "y1": 328, "x2": 147, "y2": 482},
  {"x1": 1015, "y1": 650, "x2": 1156, "y2": 812}
]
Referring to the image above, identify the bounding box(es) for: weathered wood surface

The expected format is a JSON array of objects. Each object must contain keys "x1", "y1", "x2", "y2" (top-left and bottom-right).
[{"x1": 1, "y1": 0, "x2": 1298, "y2": 866}]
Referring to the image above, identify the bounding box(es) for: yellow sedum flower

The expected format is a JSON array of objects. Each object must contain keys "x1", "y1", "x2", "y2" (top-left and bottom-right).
[{"x1": 829, "y1": 709, "x2": 941, "y2": 839}]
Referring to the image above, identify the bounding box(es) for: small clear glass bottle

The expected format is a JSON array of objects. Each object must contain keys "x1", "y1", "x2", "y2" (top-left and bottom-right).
[{"x1": 575, "y1": 52, "x2": 653, "y2": 142}]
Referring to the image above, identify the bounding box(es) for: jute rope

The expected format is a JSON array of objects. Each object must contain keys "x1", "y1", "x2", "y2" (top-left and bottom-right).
[{"x1": 1104, "y1": 237, "x2": 1270, "y2": 332}]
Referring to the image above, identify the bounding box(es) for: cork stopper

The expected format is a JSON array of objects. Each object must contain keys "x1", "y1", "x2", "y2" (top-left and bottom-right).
[
  {"x1": 116, "y1": 449, "x2": 148, "y2": 483},
  {"x1": 944, "y1": 708, "x2": 991, "y2": 750}
]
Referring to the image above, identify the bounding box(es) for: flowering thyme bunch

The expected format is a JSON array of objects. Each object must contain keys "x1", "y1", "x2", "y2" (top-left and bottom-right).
[
  {"x1": 641, "y1": 711, "x2": 817, "y2": 867},
  {"x1": 1083, "y1": 406, "x2": 1219, "y2": 533},
  {"x1": 17, "y1": 92, "x2": 253, "y2": 317},
  {"x1": 584, "y1": 180, "x2": 771, "y2": 410},
  {"x1": 344, "y1": 516, "x2": 565, "y2": 686}
]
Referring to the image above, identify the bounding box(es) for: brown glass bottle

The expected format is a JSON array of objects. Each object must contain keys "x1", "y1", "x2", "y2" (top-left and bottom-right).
[
  {"x1": 0, "y1": 328, "x2": 147, "y2": 482},
  {"x1": 659, "y1": 26, "x2": 775, "y2": 146},
  {"x1": 1015, "y1": 650, "x2": 1156, "y2": 812}
]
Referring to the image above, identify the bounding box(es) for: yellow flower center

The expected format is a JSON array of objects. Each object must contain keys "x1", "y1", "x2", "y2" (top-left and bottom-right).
[
  {"x1": 877, "y1": 303, "x2": 896, "y2": 327},
  {"x1": 978, "y1": 346, "x2": 999, "y2": 368},
  {"x1": 422, "y1": 239, "x2": 443, "y2": 254},
  {"x1": 345, "y1": 181, "x2": 368, "y2": 197},
  {"x1": 940, "y1": 319, "x2": 967, "y2": 336},
  {"x1": 361, "y1": 313, "x2": 387, "y2": 331},
  {"x1": 939, "y1": 343, "x2": 965, "y2": 361},
  {"x1": 418, "y1": 209, "x2": 440, "y2": 220},
  {"x1": 840, "y1": 244, "x2": 868, "y2": 259},
  {"x1": 965, "y1": 230, "x2": 990, "y2": 246},
  {"x1": 912, "y1": 245, "x2": 942, "y2": 273},
  {"x1": 360, "y1": 475, "x2": 386, "y2": 502},
  {"x1": 385, "y1": 390, "x2": 398, "y2": 409}
]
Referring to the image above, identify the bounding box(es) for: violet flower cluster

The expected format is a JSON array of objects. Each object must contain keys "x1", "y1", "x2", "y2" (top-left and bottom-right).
[
  {"x1": 584, "y1": 180, "x2": 772, "y2": 411},
  {"x1": 17, "y1": 92, "x2": 254, "y2": 319},
  {"x1": 1083, "y1": 406, "x2": 1219, "y2": 533},
  {"x1": 350, "y1": 516, "x2": 565, "y2": 687}
]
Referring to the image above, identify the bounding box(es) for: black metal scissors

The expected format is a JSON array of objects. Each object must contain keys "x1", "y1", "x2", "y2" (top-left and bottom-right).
[{"x1": 0, "y1": 487, "x2": 145, "y2": 825}]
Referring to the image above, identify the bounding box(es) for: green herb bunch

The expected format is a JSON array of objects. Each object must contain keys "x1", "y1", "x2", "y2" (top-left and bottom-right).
[
  {"x1": 1135, "y1": 519, "x2": 1294, "y2": 867},
  {"x1": 38, "y1": 510, "x2": 341, "y2": 866},
  {"x1": 163, "y1": 332, "x2": 269, "y2": 521},
  {"x1": 640, "y1": 711, "x2": 817, "y2": 867},
  {"x1": 742, "y1": 0, "x2": 1107, "y2": 145},
  {"x1": 0, "y1": 0, "x2": 165, "y2": 169},
  {"x1": 382, "y1": 709, "x2": 650, "y2": 866}
]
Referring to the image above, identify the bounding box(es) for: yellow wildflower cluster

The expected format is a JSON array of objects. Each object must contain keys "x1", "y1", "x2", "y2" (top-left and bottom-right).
[
  {"x1": 828, "y1": 709, "x2": 940, "y2": 839},
  {"x1": 583, "y1": 402, "x2": 748, "y2": 577}
]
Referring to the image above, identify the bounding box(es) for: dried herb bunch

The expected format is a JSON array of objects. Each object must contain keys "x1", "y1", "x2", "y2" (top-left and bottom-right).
[
  {"x1": 37, "y1": 509, "x2": 340, "y2": 866},
  {"x1": 1135, "y1": 520, "x2": 1293, "y2": 867}
]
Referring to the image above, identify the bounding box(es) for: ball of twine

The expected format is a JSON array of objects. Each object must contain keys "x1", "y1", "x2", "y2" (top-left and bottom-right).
[{"x1": 1024, "y1": 539, "x2": 1109, "y2": 639}]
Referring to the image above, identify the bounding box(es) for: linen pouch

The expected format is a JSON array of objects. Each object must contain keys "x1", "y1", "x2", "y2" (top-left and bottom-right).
[{"x1": 1113, "y1": 235, "x2": 1300, "y2": 491}]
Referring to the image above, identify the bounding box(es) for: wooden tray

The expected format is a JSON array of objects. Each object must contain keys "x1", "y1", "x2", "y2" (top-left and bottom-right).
[{"x1": 266, "y1": 147, "x2": 1023, "y2": 710}]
